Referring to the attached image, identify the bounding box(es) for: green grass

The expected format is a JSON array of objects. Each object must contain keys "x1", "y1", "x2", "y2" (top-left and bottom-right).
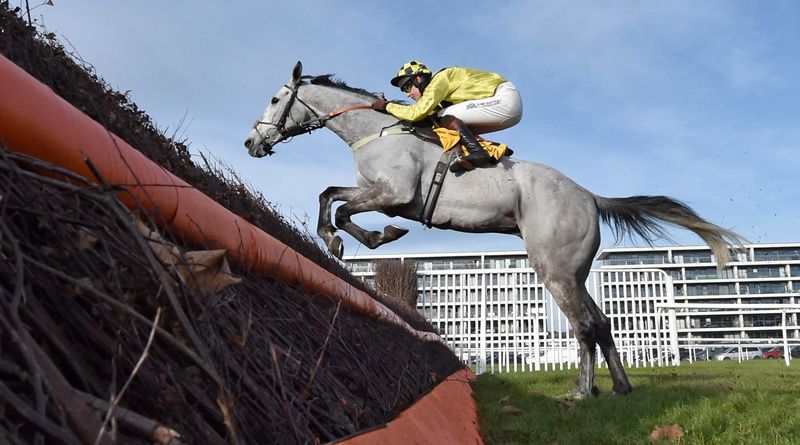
[{"x1": 472, "y1": 360, "x2": 800, "y2": 445}]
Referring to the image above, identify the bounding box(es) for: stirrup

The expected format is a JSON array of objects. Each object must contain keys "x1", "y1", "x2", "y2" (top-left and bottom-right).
[{"x1": 449, "y1": 156, "x2": 476, "y2": 173}]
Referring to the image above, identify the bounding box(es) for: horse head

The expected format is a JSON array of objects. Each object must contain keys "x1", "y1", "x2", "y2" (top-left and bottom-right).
[{"x1": 244, "y1": 61, "x2": 310, "y2": 157}]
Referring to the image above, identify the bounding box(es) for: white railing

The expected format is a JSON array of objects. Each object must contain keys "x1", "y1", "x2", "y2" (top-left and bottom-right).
[
  {"x1": 594, "y1": 269, "x2": 678, "y2": 368},
  {"x1": 422, "y1": 268, "x2": 800, "y2": 374},
  {"x1": 655, "y1": 302, "x2": 800, "y2": 367},
  {"x1": 423, "y1": 269, "x2": 677, "y2": 374}
]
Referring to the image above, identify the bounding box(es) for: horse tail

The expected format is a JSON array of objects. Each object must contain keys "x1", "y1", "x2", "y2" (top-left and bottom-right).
[{"x1": 594, "y1": 195, "x2": 747, "y2": 266}]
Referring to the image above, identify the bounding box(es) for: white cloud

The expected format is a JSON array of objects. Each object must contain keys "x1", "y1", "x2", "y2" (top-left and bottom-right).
[
  {"x1": 36, "y1": 1, "x2": 800, "y2": 253},
  {"x1": 718, "y1": 46, "x2": 780, "y2": 89}
]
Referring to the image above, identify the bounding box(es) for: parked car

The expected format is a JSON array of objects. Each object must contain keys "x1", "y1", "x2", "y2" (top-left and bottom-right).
[
  {"x1": 704, "y1": 347, "x2": 725, "y2": 361},
  {"x1": 712, "y1": 346, "x2": 763, "y2": 361},
  {"x1": 680, "y1": 347, "x2": 714, "y2": 361},
  {"x1": 763, "y1": 347, "x2": 783, "y2": 360}
]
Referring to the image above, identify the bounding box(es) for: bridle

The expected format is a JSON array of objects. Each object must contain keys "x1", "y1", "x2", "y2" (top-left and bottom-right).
[{"x1": 252, "y1": 81, "x2": 372, "y2": 154}]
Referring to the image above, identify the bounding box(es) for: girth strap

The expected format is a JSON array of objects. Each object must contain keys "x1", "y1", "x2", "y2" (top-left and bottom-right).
[
  {"x1": 350, "y1": 126, "x2": 410, "y2": 151},
  {"x1": 421, "y1": 149, "x2": 457, "y2": 228}
]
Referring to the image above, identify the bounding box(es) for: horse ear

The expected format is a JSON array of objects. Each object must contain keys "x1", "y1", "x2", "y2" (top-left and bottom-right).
[{"x1": 291, "y1": 61, "x2": 303, "y2": 85}]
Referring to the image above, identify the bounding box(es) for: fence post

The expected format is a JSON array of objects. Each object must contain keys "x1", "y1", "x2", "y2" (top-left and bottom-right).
[
  {"x1": 782, "y1": 310, "x2": 791, "y2": 367},
  {"x1": 665, "y1": 275, "x2": 680, "y2": 366},
  {"x1": 533, "y1": 301, "x2": 541, "y2": 371},
  {"x1": 478, "y1": 273, "x2": 487, "y2": 375}
]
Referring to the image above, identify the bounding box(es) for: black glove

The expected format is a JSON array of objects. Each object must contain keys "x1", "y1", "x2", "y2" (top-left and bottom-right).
[{"x1": 371, "y1": 97, "x2": 388, "y2": 112}]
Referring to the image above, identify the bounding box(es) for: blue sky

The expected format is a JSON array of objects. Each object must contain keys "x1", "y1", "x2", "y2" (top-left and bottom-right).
[{"x1": 36, "y1": 1, "x2": 800, "y2": 257}]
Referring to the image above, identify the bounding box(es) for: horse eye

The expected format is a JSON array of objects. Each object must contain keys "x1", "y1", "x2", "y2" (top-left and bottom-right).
[{"x1": 271, "y1": 97, "x2": 279, "y2": 104}]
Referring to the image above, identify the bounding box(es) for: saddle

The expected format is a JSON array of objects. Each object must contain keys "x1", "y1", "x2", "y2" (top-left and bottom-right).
[
  {"x1": 403, "y1": 118, "x2": 514, "y2": 159},
  {"x1": 405, "y1": 118, "x2": 513, "y2": 228},
  {"x1": 402, "y1": 118, "x2": 441, "y2": 145}
]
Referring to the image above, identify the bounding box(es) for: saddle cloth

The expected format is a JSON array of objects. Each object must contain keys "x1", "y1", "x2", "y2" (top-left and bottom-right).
[{"x1": 432, "y1": 128, "x2": 510, "y2": 161}]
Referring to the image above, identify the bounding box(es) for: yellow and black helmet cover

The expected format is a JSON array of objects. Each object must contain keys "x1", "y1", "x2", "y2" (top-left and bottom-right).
[{"x1": 390, "y1": 61, "x2": 432, "y2": 88}]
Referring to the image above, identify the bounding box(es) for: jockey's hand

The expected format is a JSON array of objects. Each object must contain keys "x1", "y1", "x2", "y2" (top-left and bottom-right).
[{"x1": 371, "y1": 97, "x2": 388, "y2": 112}]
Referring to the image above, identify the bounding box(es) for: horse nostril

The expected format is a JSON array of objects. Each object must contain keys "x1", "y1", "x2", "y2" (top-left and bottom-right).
[{"x1": 244, "y1": 139, "x2": 252, "y2": 149}]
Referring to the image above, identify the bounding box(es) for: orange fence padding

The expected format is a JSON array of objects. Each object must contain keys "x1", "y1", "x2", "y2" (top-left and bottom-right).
[
  {"x1": 0, "y1": 57, "x2": 183, "y2": 220},
  {"x1": 0, "y1": 53, "x2": 483, "y2": 444},
  {"x1": 336, "y1": 367, "x2": 483, "y2": 445},
  {"x1": 0, "y1": 54, "x2": 440, "y2": 344}
]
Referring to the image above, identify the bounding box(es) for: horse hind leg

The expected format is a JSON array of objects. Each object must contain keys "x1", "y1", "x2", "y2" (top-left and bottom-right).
[
  {"x1": 519, "y1": 184, "x2": 633, "y2": 397},
  {"x1": 546, "y1": 278, "x2": 600, "y2": 399},
  {"x1": 545, "y1": 273, "x2": 633, "y2": 398},
  {"x1": 523, "y1": 236, "x2": 632, "y2": 396},
  {"x1": 590, "y1": 303, "x2": 633, "y2": 394}
]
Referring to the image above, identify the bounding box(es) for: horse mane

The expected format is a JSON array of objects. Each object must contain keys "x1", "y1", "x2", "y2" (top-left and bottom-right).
[{"x1": 307, "y1": 74, "x2": 379, "y2": 99}]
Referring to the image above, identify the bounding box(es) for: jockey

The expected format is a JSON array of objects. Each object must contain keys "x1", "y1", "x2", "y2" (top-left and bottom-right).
[{"x1": 371, "y1": 61, "x2": 523, "y2": 173}]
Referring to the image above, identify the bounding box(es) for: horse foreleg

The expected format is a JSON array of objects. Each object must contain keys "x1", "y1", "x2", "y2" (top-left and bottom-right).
[
  {"x1": 317, "y1": 186, "x2": 359, "y2": 258},
  {"x1": 335, "y1": 204, "x2": 409, "y2": 250}
]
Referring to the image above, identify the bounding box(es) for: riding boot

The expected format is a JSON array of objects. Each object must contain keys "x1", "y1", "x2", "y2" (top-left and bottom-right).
[{"x1": 449, "y1": 122, "x2": 492, "y2": 173}]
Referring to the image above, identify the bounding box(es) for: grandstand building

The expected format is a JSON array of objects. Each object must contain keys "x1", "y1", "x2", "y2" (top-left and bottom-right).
[
  {"x1": 597, "y1": 242, "x2": 800, "y2": 345},
  {"x1": 344, "y1": 242, "x2": 800, "y2": 370},
  {"x1": 345, "y1": 251, "x2": 558, "y2": 371}
]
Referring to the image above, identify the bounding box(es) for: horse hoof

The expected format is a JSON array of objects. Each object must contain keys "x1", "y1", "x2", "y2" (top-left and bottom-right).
[
  {"x1": 328, "y1": 236, "x2": 344, "y2": 259},
  {"x1": 558, "y1": 391, "x2": 585, "y2": 401},
  {"x1": 383, "y1": 224, "x2": 409, "y2": 241},
  {"x1": 612, "y1": 385, "x2": 633, "y2": 396},
  {"x1": 562, "y1": 386, "x2": 598, "y2": 400}
]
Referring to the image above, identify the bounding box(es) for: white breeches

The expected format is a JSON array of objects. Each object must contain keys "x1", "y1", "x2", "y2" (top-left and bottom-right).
[{"x1": 437, "y1": 82, "x2": 523, "y2": 134}]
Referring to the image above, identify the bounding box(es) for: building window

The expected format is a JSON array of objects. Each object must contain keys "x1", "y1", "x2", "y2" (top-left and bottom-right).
[
  {"x1": 451, "y1": 258, "x2": 480, "y2": 270},
  {"x1": 348, "y1": 261, "x2": 373, "y2": 273},
  {"x1": 603, "y1": 253, "x2": 668, "y2": 266},
  {"x1": 696, "y1": 315, "x2": 738, "y2": 328},
  {"x1": 738, "y1": 266, "x2": 785, "y2": 279},
  {"x1": 510, "y1": 257, "x2": 529, "y2": 268},
  {"x1": 740, "y1": 282, "x2": 787, "y2": 295},
  {"x1": 754, "y1": 248, "x2": 800, "y2": 261},
  {"x1": 674, "y1": 251, "x2": 713, "y2": 264},
  {"x1": 685, "y1": 267, "x2": 734, "y2": 280},
  {"x1": 686, "y1": 284, "x2": 735, "y2": 296},
  {"x1": 744, "y1": 315, "x2": 781, "y2": 327},
  {"x1": 484, "y1": 258, "x2": 510, "y2": 269},
  {"x1": 742, "y1": 297, "x2": 788, "y2": 305}
]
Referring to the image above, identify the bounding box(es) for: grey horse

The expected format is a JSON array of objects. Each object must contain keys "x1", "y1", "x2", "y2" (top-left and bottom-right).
[{"x1": 244, "y1": 61, "x2": 744, "y2": 398}]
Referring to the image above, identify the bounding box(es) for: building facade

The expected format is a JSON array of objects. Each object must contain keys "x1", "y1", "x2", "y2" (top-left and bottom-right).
[
  {"x1": 345, "y1": 242, "x2": 800, "y2": 371},
  {"x1": 597, "y1": 243, "x2": 800, "y2": 355},
  {"x1": 346, "y1": 251, "x2": 568, "y2": 372}
]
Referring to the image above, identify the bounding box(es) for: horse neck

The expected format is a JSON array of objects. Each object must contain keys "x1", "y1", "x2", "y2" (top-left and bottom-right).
[{"x1": 302, "y1": 85, "x2": 398, "y2": 146}]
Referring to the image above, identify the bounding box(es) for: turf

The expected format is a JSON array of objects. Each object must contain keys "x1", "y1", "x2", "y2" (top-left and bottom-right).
[{"x1": 473, "y1": 360, "x2": 800, "y2": 444}]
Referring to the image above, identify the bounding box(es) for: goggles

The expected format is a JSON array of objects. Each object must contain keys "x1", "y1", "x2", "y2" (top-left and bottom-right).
[{"x1": 399, "y1": 77, "x2": 414, "y2": 93}]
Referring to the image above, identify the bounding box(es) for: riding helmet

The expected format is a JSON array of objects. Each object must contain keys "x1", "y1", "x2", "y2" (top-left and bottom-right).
[{"x1": 390, "y1": 60, "x2": 432, "y2": 90}]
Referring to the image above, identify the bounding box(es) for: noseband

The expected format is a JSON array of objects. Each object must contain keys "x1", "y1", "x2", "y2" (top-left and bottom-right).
[{"x1": 252, "y1": 82, "x2": 372, "y2": 152}]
